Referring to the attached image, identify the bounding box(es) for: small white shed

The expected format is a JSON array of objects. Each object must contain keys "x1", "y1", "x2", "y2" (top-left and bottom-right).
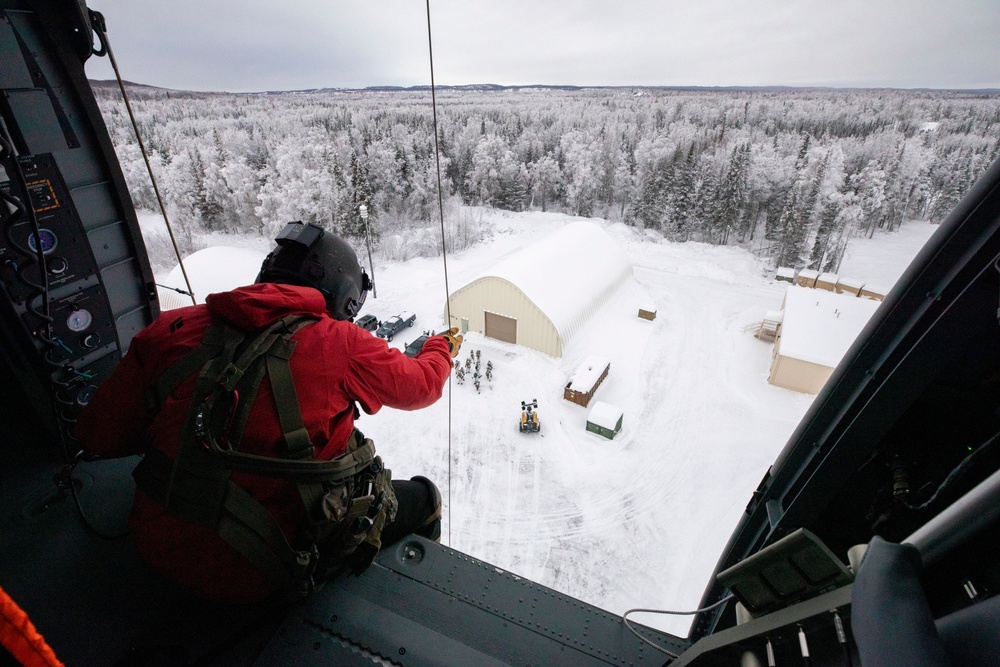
[
  {"x1": 586, "y1": 401, "x2": 623, "y2": 440},
  {"x1": 775, "y1": 267, "x2": 797, "y2": 284}
]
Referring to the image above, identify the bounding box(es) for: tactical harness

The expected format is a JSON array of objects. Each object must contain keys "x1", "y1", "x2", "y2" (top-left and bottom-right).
[{"x1": 132, "y1": 314, "x2": 397, "y2": 592}]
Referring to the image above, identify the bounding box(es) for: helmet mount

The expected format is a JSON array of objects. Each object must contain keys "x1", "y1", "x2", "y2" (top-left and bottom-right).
[{"x1": 256, "y1": 221, "x2": 372, "y2": 321}]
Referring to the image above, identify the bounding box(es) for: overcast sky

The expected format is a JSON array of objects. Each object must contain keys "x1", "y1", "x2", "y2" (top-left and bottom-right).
[{"x1": 83, "y1": 0, "x2": 1000, "y2": 92}]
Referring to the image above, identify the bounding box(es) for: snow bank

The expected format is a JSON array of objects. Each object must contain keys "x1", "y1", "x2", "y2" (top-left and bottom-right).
[{"x1": 158, "y1": 246, "x2": 266, "y2": 309}]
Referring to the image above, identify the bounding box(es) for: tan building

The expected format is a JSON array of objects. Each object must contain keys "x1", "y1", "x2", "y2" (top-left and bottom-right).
[
  {"x1": 795, "y1": 268, "x2": 819, "y2": 288},
  {"x1": 860, "y1": 283, "x2": 888, "y2": 301},
  {"x1": 815, "y1": 272, "x2": 839, "y2": 291},
  {"x1": 769, "y1": 286, "x2": 881, "y2": 394},
  {"x1": 444, "y1": 221, "x2": 633, "y2": 357},
  {"x1": 835, "y1": 277, "x2": 865, "y2": 296}
]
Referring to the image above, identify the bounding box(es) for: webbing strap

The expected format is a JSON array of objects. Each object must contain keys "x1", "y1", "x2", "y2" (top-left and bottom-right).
[
  {"x1": 217, "y1": 483, "x2": 310, "y2": 588},
  {"x1": 264, "y1": 330, "x2": 313, "y2": 460},
  {"x1": 210, "y1": 439, "x2": 375, "y2": 482},
  {"x1": 165, "y1": 326, "x2": 245, "y2": 513},
  {"x1": 224, "y1": 316, "x2": 315, "y2": 452},
  {"x1": 145, "y1": 324, "x2": 227, "y2": 415},
  {"x1": 134, "y1": 449, "x2": 308, "y2": 588}
]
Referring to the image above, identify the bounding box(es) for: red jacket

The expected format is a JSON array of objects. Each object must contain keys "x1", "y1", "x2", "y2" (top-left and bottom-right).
[{"x1": 75, "y1": 283, "x2": 451, "y2": 602}]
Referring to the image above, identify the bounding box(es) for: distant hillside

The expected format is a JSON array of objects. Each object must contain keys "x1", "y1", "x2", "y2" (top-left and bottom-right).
[
  {"x1": 89, "y1": 79, "x2": 169, "y2": 91},
  {"x1": 88, "y1": 79, "x2": 1000, "y2": 97}
]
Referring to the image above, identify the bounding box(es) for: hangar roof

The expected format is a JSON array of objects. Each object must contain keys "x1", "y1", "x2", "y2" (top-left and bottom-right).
[{"x1": 466, "y1": 220, "x2": 633, "y2": 341}]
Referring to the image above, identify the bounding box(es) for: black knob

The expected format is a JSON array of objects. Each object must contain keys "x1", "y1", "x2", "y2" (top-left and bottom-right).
[{"x1": 48, "y1": 257, "x2": 68, "y2": 275}]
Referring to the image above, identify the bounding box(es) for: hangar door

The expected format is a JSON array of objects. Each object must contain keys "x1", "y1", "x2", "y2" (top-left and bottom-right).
[{"x1": 484, "y1": 311, "x2": 516, "y2": 344}]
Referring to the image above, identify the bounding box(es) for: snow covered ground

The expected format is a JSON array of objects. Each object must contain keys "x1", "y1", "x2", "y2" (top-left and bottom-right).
[{"x1": 142, "y1": 210, "x2": 938, "y2": 636}]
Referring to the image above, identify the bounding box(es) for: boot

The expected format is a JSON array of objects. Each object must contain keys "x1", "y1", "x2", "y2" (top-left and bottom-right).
[{"x1": 410, "y1": 475, "x2": 442, "y2": 543}]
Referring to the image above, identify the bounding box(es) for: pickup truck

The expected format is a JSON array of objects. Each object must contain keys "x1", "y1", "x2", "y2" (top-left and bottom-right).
[{"x1": 375, "y1": 311, "x2": 416, "y2": 341}]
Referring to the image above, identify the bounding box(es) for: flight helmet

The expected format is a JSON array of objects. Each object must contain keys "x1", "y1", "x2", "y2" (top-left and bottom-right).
[{"x1": 256, "y1": 221, "x2": 371, "y2": 321}]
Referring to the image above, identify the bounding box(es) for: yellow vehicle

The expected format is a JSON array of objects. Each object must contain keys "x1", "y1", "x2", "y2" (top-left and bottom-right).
[{"x1": 519, "y1": 399, "x2": 540, "y2": 433}]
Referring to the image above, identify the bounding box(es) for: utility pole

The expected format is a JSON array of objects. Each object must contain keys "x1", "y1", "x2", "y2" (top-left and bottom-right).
[{"x1": 359, "y1": 204, "x2": 377, "y2": 298}]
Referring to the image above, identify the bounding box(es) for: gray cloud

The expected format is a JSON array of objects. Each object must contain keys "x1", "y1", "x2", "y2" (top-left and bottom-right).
[{"x1": 84, "y1": 0, "x2": 1000, "y2": 91}]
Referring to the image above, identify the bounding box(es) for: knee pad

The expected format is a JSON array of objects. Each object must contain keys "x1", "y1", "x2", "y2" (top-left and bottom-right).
[{"x1": 410, "y1": 475, "x2": 442, "y2": 541}]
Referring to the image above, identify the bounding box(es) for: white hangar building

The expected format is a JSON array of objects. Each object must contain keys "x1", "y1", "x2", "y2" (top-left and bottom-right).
[{"x1": 444, "y1": 221, "x2": 633, "y2": 357}]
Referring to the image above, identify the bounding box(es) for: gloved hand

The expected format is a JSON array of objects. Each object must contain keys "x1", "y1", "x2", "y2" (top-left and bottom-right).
[{"x1": 438, "y1": 327, "x2": 463, "y2": 358}]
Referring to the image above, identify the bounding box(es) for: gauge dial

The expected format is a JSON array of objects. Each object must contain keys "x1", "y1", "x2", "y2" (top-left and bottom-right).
[
  {"x1": 76, "y1": 384, "x2": 98, "y2": 406},
  {"x1": 66, "y1": 308, "x2": 93, "y2": 332},
  {"x1": 27, "y1": 228, "x2": 58, "y2": 255}
]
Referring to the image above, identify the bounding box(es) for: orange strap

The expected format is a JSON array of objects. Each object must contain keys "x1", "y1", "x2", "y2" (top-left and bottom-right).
[{"x1": 0, "y1": 585, "x2": 63, "y2": 667}]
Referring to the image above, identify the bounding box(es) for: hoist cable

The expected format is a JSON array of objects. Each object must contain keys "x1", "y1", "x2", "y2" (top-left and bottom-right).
[
  {"x1": 622, "y1": 594, "x2": 735, "y2": 659},
  {"x1": 425, "y1": 0, "x2": 454, "y2": 546},
  {"x1": 89, "y1": 10, "x2": 197, "y2": 306}
]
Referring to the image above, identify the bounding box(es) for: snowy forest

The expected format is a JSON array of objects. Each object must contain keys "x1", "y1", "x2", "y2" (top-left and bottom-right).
[{"x1": 94, "y1": 83, "x2": 1000, "y2": 271}]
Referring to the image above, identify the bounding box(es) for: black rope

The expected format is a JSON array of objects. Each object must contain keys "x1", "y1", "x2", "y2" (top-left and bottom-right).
[
  {"x1": 54, "y1": 452, "x2": 131, "y2": 541},
  {"x1": 425, "y1": 0, "x2": 454, "y2": 547},
  {"x1": 901, "y1": 429, "x2": 1000, "y2": 512},
  {"x1": 155, "y1": 282, "x2": 195, "y2": 297},
  {"x1": 89, "y1": 9, "x2": 197, "y2": 306},
  {"x1": 622, "y1": 594, "x2": 735, "y2": 660}
]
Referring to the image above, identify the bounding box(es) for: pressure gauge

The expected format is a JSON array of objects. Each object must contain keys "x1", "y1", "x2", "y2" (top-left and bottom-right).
[
  {"x1": 76, "y1": 384, "x2": 98, "y2": 406},
  {"x1": 66, "y1": 308, "x2": 93, "y2": 332},
  {"x1": 27, "y1": 228, "x2": 58, "y2": 255}
]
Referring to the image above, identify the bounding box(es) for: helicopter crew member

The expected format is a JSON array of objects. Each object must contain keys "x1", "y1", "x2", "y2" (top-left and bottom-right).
[{"x1": 75, "y1": 221, "x2": 462, "y2": 604}]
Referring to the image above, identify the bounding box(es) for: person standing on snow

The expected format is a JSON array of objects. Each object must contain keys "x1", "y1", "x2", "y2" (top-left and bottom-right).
[{"x1": 75, "y1": 221, "x2": 462, "y2": 604}]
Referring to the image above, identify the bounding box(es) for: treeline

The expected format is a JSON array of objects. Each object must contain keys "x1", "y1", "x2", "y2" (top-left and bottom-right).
[{"x1": 94, "y1": 84, "x2": 1000, "y2": 270}]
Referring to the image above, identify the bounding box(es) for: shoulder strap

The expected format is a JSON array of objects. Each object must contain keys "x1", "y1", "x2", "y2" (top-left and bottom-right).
[{"x1": 144, "y1": 323, "x2": 234, "y2": 416}]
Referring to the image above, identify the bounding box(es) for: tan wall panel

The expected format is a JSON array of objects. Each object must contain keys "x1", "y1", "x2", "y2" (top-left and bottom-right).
[
  {"x1": 815, "y1": 278, "x2": 837, "y2": 291},
  {"x1": 769, "y1": 354, "x2": 833, "y2": 394}
]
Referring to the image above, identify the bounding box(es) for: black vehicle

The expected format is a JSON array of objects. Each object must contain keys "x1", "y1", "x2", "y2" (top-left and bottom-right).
[
  {"x1": 355, "y1": 313, "x2": 378, "y2": 332},
  {"x1": 404, "y1": 334, "x2": 429, "y2": 357},
  {"x1": 375, "y1": 310, "x2": 415, "y2": 341},
  {"x1": 1, "y1": 5, "x2": 999, "y2": 667}
]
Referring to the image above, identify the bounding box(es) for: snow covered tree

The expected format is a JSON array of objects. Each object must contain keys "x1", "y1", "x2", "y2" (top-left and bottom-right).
[
  {"x1": 527, "y1": 154, "x2": 562, "y2": 212},
  {"x1": 714, "y1": 143, "x2": 750, "y2": 245}
]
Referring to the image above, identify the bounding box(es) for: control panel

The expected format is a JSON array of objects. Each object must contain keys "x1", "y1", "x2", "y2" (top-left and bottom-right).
[
  {"x1": 0, "y1": 153, "x2": 119, "y2": 416},
  {"x1": 0, "y1": 154, "x2": 101, "y2": 303}
]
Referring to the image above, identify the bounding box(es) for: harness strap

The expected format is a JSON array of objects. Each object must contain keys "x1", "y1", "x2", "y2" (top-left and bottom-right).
[
  {"x1": 225, "y1": 316, "x2": 315, "y2": 454},
  {"x1": 135, "y1": 448, "x2": 309, "y2": 588},
  {"x1": 266, "y1": 337, "x2": 312, "y2": 460},
  {"x1": 164, "y1": 325, "x2": 245, "y2": 515},
  {"x1": 145, "y1": 324, "x2": 226, "y2": 415},
  {"x1": 208, "y1": 439, "x2": 375, "y2": 482}
]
